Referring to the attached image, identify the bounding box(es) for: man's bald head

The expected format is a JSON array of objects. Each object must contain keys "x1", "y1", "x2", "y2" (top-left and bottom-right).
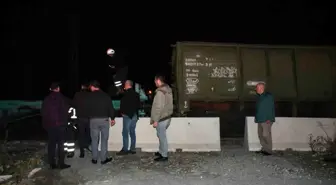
[
  {"x1": 124, "y1": 80, "x2": 133, "y2": 90},
  {"x1": 256, "y1": 82, "x2": 265, "y2": 95}
]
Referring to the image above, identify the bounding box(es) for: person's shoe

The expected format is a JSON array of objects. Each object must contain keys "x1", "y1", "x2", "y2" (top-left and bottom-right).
[
  {"x1": 79, "y1": 153, "x2": 85, "y2": 158},
  {"x1": 154, "y1": 152, "x2": 161, "y2": 157},
  {"x1": 261, "y1": 151, "x2": 272, "y2": 156},
  {"x1": 255, "y1": 150, "x2": 263, "y2": 154},
  {"x1": 116, "y1": 150, "x2": 129, "y2": 156},
  {"x1": 154, "y1": 156, "x2": 168, "y2": 162},
  {"x1": 58, "y1": 164, "x2": 71, "y2": 169},
  {"x1": 91, "y1": 159, "x2": 97, "y2": 164},
  {"x1": 129, "y1": 150, "x2": 136, "y2": 154},
  {"x1": 101, "y1": 157, "x2": 113, "y2": 164},
  {"x1": 50, "y1": 164, "x2": 57, "y2": 169}
]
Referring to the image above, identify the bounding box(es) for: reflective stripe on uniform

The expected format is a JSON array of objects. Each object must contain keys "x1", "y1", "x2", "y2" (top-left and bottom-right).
[
  {"x1": 64, "y1": 143, "x2": 75, "y2": 146},
  {"x1": 64, "y1": 147, "x2": 68, "y2": 151},
  {"x1": 67, "y1": 143, "x2": 75, "y2": 147},
  {"x1": 67, "y1": 148, "x2": 75, "y2": 152}
]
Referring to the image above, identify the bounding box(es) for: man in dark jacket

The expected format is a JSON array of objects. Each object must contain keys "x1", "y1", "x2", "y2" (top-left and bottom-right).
[
  {"x1": 87, "y1": 80, "x2": 116, "y2": 164},
  {"x1": 255, "y1": 82, "x2": 275, "y2": 156},
  {"x1": 117, "y1": 80, "x2": 140, "y2": 155},
  {"x1": 65, "y1": 107, "x2": 77, "y2": 158},
  {"x1": 41, "y1": 82, "x2": 71, "y2": 169},
  {"x1": 73, "y1": 83, "x2": 91, "y2": 158}
]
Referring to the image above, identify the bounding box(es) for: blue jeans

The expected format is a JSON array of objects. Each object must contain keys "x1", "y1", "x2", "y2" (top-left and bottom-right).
[
  {"x1": 156, "y1": 119, "x2": 171, "y2": 157},
  {"x1": 122, "y1": 114, "x2": 138, "y2": 151}
]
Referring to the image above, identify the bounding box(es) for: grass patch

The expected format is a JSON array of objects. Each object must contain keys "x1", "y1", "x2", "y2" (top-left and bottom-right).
[{"x1": 308, "y1": 121, "x2": 336, "y2": 156}]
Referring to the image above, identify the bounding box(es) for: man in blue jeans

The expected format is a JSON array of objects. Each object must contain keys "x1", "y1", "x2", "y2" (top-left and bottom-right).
[
  {"x1": 117, "y1": 80, "x2": 140, "y2": 155},
  {"x1": 150, "y1": 75, "x2": 173, "y2": 162}
]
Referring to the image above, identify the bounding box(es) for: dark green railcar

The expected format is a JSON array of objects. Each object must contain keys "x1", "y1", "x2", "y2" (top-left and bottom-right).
[{"x1": 171, "y1": 42, "x2": 336, "y2": 137}]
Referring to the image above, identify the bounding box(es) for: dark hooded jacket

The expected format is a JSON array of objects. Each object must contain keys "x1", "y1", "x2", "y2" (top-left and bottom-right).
[{"x1": 41, "y1": 92, "x2": 69, "y2": 129}]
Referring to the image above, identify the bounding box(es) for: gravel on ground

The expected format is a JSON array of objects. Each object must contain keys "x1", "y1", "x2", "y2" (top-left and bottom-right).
[
  {"x1": 21, "y1": 146, "x2": 336, "y2": 185},
  {"x1": 0, "y1": 141, "x2": 46, "y2": 185}
]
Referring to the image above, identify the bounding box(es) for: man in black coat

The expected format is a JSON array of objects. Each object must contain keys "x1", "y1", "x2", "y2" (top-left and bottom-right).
[
  {"x1": 117, "y1": 80, "x2": 140, "y2": 155},
  {"x1": 87, "y1": 80, "x2": 116, "y2": 164},
  {"x1": 73, "y1": 83, "x2": 91, "y2": 158},
  {"x1": 41, "y1": 82, "x2": 71, "y2": 169}
]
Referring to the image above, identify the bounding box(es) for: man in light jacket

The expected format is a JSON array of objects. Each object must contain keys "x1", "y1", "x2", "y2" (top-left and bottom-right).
[{"x1": 150, "y1": 75, "x2": 173, "y2": 162}]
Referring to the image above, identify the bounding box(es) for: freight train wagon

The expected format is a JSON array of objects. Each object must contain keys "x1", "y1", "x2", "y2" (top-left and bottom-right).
[{"x1": 171, "y1": 42, "x2": 336, "y2": 138}]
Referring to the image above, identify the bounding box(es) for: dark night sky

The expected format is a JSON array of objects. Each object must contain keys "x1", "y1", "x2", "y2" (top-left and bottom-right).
[{"x1": 1, "y1": 2, "x2": 335, "y2": 100}]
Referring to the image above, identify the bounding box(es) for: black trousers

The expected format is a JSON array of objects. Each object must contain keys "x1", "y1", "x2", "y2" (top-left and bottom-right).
[
  {"x1": 78, "y1": 118, "x2": 91, "y2": 151},
  {"x1": 65, "y1": 122, "x2": 76, "y2": 154},
  {"x1": 47, "y1": 126, "x2": 66, "y2": 165}
]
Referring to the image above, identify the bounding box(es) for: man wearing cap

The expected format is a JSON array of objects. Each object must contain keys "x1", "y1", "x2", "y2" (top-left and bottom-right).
[
  {"x1": 86, "y1": 80, "x2": 115, "y2": 164},
  {"x1": 73, "y1": 83, "x2": 91, "y2": 158},
  {"x1": 117, "y1": 80, "x2": 140, "y2": 155},
  {"x1": 41, "y1": 82, "x2": 71, "y2": 169}
]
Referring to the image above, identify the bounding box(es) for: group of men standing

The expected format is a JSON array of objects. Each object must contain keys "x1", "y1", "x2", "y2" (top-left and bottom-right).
[
  {"x1": 41, "y1": 75, "x2": 174, "y2": 169},
  {"x1": 41, "y1": 75, "x2": 274, "y2": 170},
  {"x1": 41, "y1": 80, "x2": 115, "y2": 169}
]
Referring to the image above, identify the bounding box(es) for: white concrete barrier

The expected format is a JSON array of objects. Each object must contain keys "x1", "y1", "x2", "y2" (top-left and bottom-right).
[
  {"x1": 244, "y1": 117, "x2": 336, "y2": 151},
  {"x1": 99, "y1": 117, "x2": 221, "y2": 152}
]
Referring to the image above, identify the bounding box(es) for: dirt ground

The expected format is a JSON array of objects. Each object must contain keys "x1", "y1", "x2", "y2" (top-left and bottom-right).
[{"x1": 16, "y1": 147, "x2": 336, "y2": 185}]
